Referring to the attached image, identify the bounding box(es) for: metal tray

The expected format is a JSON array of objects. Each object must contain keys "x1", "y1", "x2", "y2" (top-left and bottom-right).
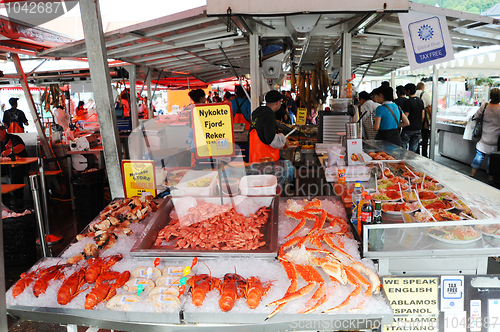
[{"x1": 130, "y1": 196, "x2": 279, "y2": 259}]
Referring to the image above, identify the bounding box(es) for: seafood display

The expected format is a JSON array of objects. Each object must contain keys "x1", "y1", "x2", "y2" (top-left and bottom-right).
[
  {"x1": 266, "y1": 198, "x2": 381, "y2": 319},
  {"x1": 155, "y1": 202, "x2": 269, "y2": 250},
  {"x1": 381, "y1": 202, "x2": 418, "y2": 214},
  {"x1": 368, "y1": 151, "x2": 395, "y2": 160},
  {"x1": 67, "y1": 196, "x2": 158, "y2": 264},
  {"x1": 428, "y1": 226, "x2": 482, "y2": 243}
]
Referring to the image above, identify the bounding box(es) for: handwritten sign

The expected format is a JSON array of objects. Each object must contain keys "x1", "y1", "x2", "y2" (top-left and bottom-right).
[
  {"x1": 121, "y1": 160, "x2": 157, "y2": 198},
  {"x1": 192, "y1": 103, "x2": 235, "y2": 158},
  {"x1": 296, "y1": 108, "x2": 307, "y2": 125},
  {"x1": 383, "y1": 277, "x2": 439, "y2": 331}
]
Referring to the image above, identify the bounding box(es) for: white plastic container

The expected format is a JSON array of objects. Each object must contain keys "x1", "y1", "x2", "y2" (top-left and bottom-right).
[
  {"x1": 175, "y1": 171, "x2": 217, "y2": 196},
  {"x1": 239, "y1": 175, "x2": 277, "y2": 196}
]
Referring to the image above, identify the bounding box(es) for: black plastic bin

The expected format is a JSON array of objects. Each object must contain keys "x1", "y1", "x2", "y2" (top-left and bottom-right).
[
  {"x1": 72, "y1": 169, "x2": 105, "y2": 217},
  {"x1": 2, "y1": 212, "x2": 37, "y2": 266}
]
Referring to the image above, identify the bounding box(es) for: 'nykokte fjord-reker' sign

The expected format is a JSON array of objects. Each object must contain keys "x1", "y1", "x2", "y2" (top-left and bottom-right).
[
  {"x1": 192, "y1": 103, "x2": 235, "y2": 159},
  {"x1": 399, "y1": 11, "x2": 454, "y2": 70}
]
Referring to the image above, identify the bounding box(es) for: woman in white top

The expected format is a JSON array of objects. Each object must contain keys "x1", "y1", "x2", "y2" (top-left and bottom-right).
[{"x1": 470, "y1": 88, "x2": 500, "y2": 183}]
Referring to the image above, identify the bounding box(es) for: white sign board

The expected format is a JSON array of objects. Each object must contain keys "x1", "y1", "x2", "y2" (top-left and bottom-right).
[
  {"x1": 441, "y1": 276, "x2": 464, "y2": 312},
  {"x1": 399, "y1": 11, "x2": 454, "y2": 70},
  {"x1": 208, "y1": 0, "x2": 409, "y2": 15}
]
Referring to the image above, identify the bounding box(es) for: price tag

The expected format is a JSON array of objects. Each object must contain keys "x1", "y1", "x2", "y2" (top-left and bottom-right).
[
  {"x1": 217, "y1": 139, "x2": 229, "y2": 150},
  {"x1": 296, "y1": 108, "x2": 307, "y2": 125}
]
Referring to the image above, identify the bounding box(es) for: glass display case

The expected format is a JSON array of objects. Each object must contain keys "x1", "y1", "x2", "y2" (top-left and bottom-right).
[
  {"x1": 436, "y1": 105, "x2": 479, "y2": 128},
  {"x1": 361, "y1": 141, "x2": 500, "y2": 275},
  {"x1": 435, "y1": 105, "x2": 483, "y2": 168}
]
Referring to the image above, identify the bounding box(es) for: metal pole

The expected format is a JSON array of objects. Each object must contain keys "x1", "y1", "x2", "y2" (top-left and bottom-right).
[
  {"x1": 80, "y1": 0, "x2": 124, "y2": 198},
  {"x1": 146, "y1": 68, "x2": 153, "y2": 118},
  {"x1": 139, "y1": 67, "x2": 150, "y2": 96},
  {"x1": 430, "y1": 65, "x2": 439, "y2": 160},
  {"x1": 249, "y1": 34, "x2": 260, "y2": 111},
  {"x1": 129, "y1": 65, "x2": 139, "y2": 130},
  {"x1": 11, "y1": 53, "x2": 53, "y2": 159},
  {"x1": 357, "y1": 42, "x2": 382, "y2": 90},
  {"x1": 218, "y1": 45, "x2": 251, "y2": 101},
  {"x1": 340, "y1": 28, "x2": 352, "y2": 97},
  {"x1": 151, "y1": 70, "x2": 163, "y2": 113},
  {"x1": 217, "y1": 159, "x2": 224, "y2": 205},
  {"x1": 0, "y1": 166, "x2": 9, "y2": 332},
  {"x1": 30, "y1": 175, "x2": 49, "y2": 257},
  {"x1": 38, "y1": 158, "x2": 50, "y2": 234},
  {"x1": 68, "y1": 156, "x2": 75, "y2": 210}
]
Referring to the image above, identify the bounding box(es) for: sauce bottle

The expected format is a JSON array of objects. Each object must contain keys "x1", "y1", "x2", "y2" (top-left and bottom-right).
[
  {"x1": 359, "y1": 194, "x2": 373, "y2": 239},
  {"x1": 337, "y1": 156, "x2": 346, "y2": 184}
]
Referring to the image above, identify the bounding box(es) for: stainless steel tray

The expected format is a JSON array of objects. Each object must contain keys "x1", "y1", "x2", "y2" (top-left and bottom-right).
[{"x1": 130, "y1": 196, "x2": 279, "y2": 259}]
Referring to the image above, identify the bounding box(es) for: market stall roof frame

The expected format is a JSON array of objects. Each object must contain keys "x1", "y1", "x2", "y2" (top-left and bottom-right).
[{"x1": 38, "y1": 2, "x2": 500, "y2": 83}]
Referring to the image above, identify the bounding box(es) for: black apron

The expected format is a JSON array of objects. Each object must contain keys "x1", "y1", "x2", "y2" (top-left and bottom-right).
[{"x1": 376, "y1": 128, "x2": 402, "y2": 147}]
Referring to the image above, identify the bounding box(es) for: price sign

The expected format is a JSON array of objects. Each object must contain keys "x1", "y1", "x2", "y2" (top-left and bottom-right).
[
  {"x1": 296, "y1": 108, "x2": 307, "y2": 125},
  {"x1": 192, "y1": 103, "x2": 235, "y2": 158},
  {"x1": 121, "y1": 160, "x2": 157, "y2": 198}
]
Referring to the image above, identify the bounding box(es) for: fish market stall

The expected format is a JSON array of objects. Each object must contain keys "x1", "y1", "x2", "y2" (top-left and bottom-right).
[{"x1": 6, "y1": 192, "x2": 393, "y2": 331}]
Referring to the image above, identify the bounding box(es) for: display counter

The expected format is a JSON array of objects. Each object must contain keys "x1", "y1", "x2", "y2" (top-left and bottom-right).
[
  {"x1": 362, "y1": 141, "x2": 500, "y2": 275},
  {"x1": 6, "y1": 193, "x2": 392, "y2": 331},
  {"x1": 436, "y1": 105, "x2": 486, "y2": 169}
]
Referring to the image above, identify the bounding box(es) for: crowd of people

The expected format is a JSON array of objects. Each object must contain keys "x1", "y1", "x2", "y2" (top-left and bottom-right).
[{"x1": 359, "y1": 81, "x2": 432, "y2": 158}]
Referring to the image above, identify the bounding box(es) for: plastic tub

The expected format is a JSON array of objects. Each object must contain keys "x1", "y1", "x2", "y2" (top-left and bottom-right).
[
  {"x1": 239, "y1": 175, "x2": 277, "y2": 196},
  {"x1": 175, "y1": 171, "x2": 217, "y2": 196}
]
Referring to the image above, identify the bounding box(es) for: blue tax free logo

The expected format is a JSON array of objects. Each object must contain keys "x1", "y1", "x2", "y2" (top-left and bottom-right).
[{"x1": 409, "y1": 17, "x2": 446, "y2": 64}]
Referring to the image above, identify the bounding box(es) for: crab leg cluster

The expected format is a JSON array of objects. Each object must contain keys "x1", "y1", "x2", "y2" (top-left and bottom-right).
[{"x1": 266, "y1": 199, "x2": 381, "y2": 320}]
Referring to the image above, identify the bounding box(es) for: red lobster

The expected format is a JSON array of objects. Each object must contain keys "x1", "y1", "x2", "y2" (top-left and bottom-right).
[
  {"x1": 218, "y1": 273, "x2": 246, "y2": 312},
  {"x1": 85, "y1": 271, "x2": 130, "y2": 309},
  {"x1": 57, "y1": 266, "x2": 88, "y2": 305},
  {"x1": 242, "y1": 277, "x2": 273, "y2": 309},
  {"x1": 187, "y1": 274, "x2": 220, "y2": 307},
  {"x1": 33, "y1": 263, "x2": 66, "y2": 297},
  {"x1": 85, "y1": 254, "x2": 123, "y2": 284}
]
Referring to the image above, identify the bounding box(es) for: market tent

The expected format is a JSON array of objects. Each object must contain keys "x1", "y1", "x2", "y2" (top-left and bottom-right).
[
  {"x1": 38, "y1": 2, "x2": 500, "y2": 81},
  {"x1": 394, "y1": 45, "x2": 500, "y2": 78}
]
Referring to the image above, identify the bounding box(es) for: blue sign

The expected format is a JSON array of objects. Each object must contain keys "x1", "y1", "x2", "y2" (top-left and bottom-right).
[{"x1": 409, "y1": 17, "x2": 447, "y2": 64}]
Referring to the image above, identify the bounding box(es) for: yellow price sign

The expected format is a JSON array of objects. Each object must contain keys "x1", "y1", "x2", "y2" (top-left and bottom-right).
[
  {"x1": 192, "y1": 103, "x2": 235, "y2": 158},
  {"x1": 121, "y1": 160, "x2": 157, "y2": 198},
  {"x1": 296, "y1": 108, "x2": 307, "y2": 125}
]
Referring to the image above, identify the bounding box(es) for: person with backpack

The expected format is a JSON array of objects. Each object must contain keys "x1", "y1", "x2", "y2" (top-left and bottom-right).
[
  {"x1": 416, "y1": 82, "x2": 432, "y2": 157},
  {"x1": 230, "y1": 85, "x2": 251, "y2": 130},
  {"x1": 373, "y1": 86, "x2": 410, "y2": 147},
  {"x1": 3, "y1": 98, "x2": 28, "y2": 133}
]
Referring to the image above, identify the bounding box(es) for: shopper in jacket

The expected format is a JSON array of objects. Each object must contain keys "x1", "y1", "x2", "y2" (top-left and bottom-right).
[
  {"x1": 373, "y1": 86, "x2": 410, "y2": 146},
  {"x1": 470, "y1": 88, "x2": 500, "y2": 184},
  {"x1": 401, "y1": 83, "x2": 424, "y2": 153},
  {"x1": 3, "y1": 98, "x2": 28, "y2": 133}
]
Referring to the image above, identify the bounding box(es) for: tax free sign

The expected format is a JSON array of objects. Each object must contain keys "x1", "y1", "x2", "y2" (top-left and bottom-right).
[{"x1": 398, "y1": 11, "x2": 454, "y2": 70}]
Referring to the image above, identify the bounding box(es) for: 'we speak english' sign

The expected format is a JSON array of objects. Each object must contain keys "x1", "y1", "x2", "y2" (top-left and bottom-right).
[{"x1": 399, "y1": 11, "x2": 454, "y2": 70}]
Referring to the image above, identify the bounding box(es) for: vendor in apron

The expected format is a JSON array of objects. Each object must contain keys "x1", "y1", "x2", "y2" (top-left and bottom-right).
[
  {"x1": 249, "y1": 90, "x2": 288, "y2": 163},
  {"x1": 231, "y1": 85, "x2": 251, "y2": 130},
  {"x1": 373, "y1": 86, "x2": 410, "y2": 147}
]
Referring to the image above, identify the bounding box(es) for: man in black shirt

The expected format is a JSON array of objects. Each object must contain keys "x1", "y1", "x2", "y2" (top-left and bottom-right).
[
  {"x1": 401, "y1": 83, "x2": 424, "y2": 153},
  {"x1": 3, "y1": 98, "x2": 28, "y2": 133},
  {"x1": 394, "y1": 85, "x2": 408, "y2": 110},
  {"x1": 1, "y1": 125, "x2": 29, "y2": 205}
]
